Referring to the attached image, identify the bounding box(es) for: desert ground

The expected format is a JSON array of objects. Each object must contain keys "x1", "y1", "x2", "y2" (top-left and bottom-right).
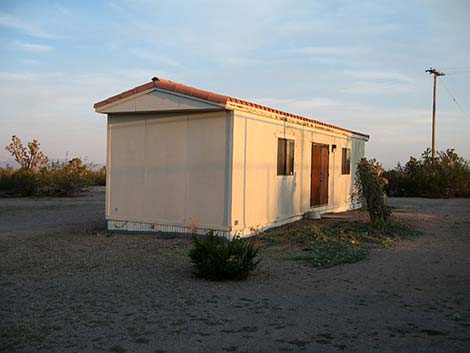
[{"x1": 1, "y1": 187, "x2": 469, "y2": 352}]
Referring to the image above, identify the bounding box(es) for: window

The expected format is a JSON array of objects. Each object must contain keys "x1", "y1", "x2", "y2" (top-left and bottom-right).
[
  {"x1": 342, "y1": 148, "x2": 351, "y2": 175},
  {"x1": 277, "y1": 138, "x2": 295, "y2": 175}
]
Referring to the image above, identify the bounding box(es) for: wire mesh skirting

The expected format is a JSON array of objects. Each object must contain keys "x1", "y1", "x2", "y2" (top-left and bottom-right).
[{"x1": 107, "y1": 219, "x2": 231, "y2": 238}]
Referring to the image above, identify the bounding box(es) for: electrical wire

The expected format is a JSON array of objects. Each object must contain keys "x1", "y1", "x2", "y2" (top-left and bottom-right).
[
  {"x1": 438, "y1": 77, "x2": 470, "y2": 120},
  {"x1": 440, "y1": 67, "x2": 470, "y2": 76},
  {"x1": 440, "y1": 66, "x2": 470, "y2": 70},
  {"x1": 445, "y1": 72, "x2": 470, "y2": 76}
]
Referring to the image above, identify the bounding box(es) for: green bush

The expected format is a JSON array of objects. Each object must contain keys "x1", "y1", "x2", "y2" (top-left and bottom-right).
[
  {"x1": 353, "y1": 158, "x2": 390, "y2": 232},
  {"x1": 384, "y1": 149, "x2": 470, "y2": 198},
  {"x1": 188, "y1": 231, "x2": 262, "y2": 280}
]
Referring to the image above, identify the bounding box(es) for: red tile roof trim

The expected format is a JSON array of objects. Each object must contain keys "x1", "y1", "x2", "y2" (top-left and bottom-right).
[{"x1": 94, "y1": 77, "x2": 369, "y2": 138}]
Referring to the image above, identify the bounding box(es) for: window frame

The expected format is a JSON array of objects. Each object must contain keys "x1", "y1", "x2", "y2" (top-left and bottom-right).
[
  {"x1": 341, "y1": 147, "x2": 351, "y2": 175},
  {"x1": 277, "y1": 137, "x2": 295, "y2": 176}
]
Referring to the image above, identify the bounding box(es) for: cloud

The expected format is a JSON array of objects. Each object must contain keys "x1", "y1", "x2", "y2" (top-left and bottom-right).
[
  {"x1": 0, "y1": 69, "x2": 175, "y2": 163},
  {"x1": 251, "y1": 94, "x2": 470, "y2": 168},
  {"x1": 285, "y1": 46, "x2": 358, "y2": 65},
  {"x1": 0, "y1": 71, "x2": 62, "y2": 81},
  {"x1": 0, "y1": 12, "x2": 63, "y2": 39},
  {"x1": 253, "y1": 97, "x2": 354, "y2": 113},
  {"x1": 55, "y1": 5, "x2": 71, "y2": 16},
  {"x1": 14, "y1": 41, "x2": 53, "y2": 53},
  {"x1": 340, "y1": 81, "x2": 414, "y2": 95},
  {"x1": 344, "y1": 70, "x2": 412, "y2": 82},
  {"x1": 0, "y1": 0, "x2": 468, "y2": 169},
  {"x1": 130, "y1": 48, "x2": 182, "y2": 68},
  {"x1": 0, "y1": 71, "x2": 119, "y2": 163},
  {"x1": 249, "y1": 96, "x2": 431, "y2": 133},
  {"x1": 339, "y1": 70, "x2": 415, "y2": 94},
  {"x1": 291, "y1": 46, "x2": 348, "y2": 56}
]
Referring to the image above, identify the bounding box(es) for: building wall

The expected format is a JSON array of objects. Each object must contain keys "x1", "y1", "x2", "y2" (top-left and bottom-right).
[
  {"x1": 230, "y1": 109, "x2": 366, "y2": 236},
  {"x1": 107, "y1": 111, "x2": 231, "y2": 231}
]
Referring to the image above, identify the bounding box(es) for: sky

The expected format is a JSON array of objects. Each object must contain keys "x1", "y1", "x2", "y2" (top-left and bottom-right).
[{"x1": 0, "y1": 0, "x2": 469, "y2": 169}]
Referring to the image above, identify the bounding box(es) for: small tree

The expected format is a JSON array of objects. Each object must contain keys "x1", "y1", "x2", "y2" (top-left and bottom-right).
[
  {"x1": 5, "y1": 135, "x2": 49, "y2": 171},
  {"x1": 353, "y1": 158, "x2": 390, "y2": 232}
]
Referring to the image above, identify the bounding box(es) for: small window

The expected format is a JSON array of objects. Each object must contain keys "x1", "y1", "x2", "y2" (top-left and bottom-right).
[
  {"x1": 342, "y1": 148, "x2": 351, "y2": 175},
  {"x1": 277, "y1": 138, "x2": 295, "y2": 175}
]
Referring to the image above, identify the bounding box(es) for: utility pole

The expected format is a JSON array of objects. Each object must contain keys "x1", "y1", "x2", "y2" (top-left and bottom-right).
[{"x1": 425, "y1": 68, "x2": 445, "y2": 160}]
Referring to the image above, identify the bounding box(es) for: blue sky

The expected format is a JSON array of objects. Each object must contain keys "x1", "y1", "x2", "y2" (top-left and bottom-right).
[{"x1": 1, "y1": 0, "x2": 469, "y2": 168}]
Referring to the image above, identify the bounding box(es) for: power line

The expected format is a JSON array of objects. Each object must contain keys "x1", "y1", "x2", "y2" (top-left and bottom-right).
[
  {"x1": 440, "y1": 67, "x2": 470, "y2": 76},
  {"x1": 444, "y1": 72, "x2": 470, "y2": 75},
  {"x1": 440, "y1": 66, "x2": 470, "y2": 70},
  {"x1": 438, "y1": 77, "x2": 470, "y2": 120},
  {"x1": 440, "y1": 66, "x2": 470, "y2": 74}
]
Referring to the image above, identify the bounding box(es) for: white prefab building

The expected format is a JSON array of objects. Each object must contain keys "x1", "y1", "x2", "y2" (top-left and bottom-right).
[{"x1": 94, "y1": 77, "x2": 369, "y2": 238}]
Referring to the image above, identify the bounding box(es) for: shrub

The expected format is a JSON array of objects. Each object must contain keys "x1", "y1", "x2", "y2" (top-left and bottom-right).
[
  {"x1": 0, "y1": 165, "x2": 16, "y2": 191},
  {"x1": 39, "y1": 159, "x2": 91, "y2": 196},
  {"x1": 353, "y1": 158, "x2": 390, "y2": 232},
  {"x1": 87, "y1": 166, "x2": 106, "y2": 186},
  {"x1": 0, "y1": 160, "x2": 106, "y2": 197},
  {"x1": 384, "y1": 149, "x2": 470, "y2": 198},
  {"x1": 2, "y1": 135, "x2": 106, "y2": 197},
  {"x1": 9, "y1": 169, "x2": 40, "y2": 196},
  {"x1": 1, "y1": 166, "x2": 41, "y2": 196},
  {"x1": 188, "y1": 231, "x2": 262, "y2": 280}
]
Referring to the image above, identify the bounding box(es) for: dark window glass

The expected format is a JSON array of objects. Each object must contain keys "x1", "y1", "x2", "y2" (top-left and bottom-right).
[
  {"x1": 277, "y1": 138, "x2": 295, "y2": 175},
  {"x1": 342, "y1": 148, "x2": 351, "y2": 175}
]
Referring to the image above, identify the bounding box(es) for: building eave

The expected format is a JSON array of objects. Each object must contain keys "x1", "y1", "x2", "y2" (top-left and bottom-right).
[{"x1": 94, "y1": 76, "x2": 370, "y2": 140}]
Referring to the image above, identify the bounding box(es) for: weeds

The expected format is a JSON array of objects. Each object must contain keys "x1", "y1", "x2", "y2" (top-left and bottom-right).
[
  {"x1": 259, "y1": 218, "x2": 420, "y2": 269},
  {"x1": 294, "y1": 242, "x2": 368, "y2": 268}
]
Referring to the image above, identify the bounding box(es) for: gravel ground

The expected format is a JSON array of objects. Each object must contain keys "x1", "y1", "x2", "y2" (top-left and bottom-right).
[
  {"x1": 0, "y1": 187, "x2": 105, "y2": 238},
  {"x1": 1, "y1": 192, "x2": 470, "y2": 353}
]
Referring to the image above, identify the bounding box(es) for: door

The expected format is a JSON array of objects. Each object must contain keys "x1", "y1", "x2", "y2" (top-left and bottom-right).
[{"x1": 310, "y1": 144, "x2": 329, "y2": 207}]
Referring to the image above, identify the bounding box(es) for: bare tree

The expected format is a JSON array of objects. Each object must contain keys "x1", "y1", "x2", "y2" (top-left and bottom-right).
[{"x1": 5, "y1": 135, "x2": 49, "y2": 171}]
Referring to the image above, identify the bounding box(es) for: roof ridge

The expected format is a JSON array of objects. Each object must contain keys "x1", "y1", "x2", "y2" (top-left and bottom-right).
[
  {"x1": 94, "y1": 76, "x2": 369, "y2": 138},
  {"x1": 225, "y1": 97, "x2": 369, "y2": 138}
]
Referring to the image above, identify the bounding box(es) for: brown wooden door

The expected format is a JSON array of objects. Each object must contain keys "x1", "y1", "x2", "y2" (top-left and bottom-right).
[{"x1": 310, "y1": 144, "x2": 329, "y2": 207}]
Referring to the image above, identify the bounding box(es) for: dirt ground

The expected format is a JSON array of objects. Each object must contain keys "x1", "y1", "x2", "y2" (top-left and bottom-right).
[
  {"x1": 0, "y1": 187, "x2": 105, "y2": 238},
  {"x1": 1, "y1": 190, "x2": 469, "y2": 353}
]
